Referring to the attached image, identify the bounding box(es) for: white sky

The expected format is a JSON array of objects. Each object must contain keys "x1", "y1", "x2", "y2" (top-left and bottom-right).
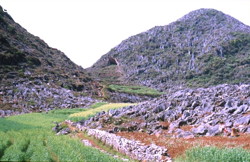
[{"x1": 0, "y1": 0, "x2": 250, "y2": 68}]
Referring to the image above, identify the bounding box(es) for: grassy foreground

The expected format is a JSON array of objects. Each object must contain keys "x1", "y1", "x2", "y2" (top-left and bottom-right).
[
  {"x1": 176, "y1": 146, "x2": 250, "y2": 162},
  {"x1": 0, "y1": 102, "x2": 133, "y2": 162}
]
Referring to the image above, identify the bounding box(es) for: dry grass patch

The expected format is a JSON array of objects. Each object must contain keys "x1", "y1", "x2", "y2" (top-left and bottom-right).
[{"x1": 69, "y1": 103, "x2": 136, "y2": 118}]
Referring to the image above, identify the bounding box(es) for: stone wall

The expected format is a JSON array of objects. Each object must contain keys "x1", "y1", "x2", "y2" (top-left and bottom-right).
[{"x1": 77, "y1": 125, "x2": 171, "y2": 162}]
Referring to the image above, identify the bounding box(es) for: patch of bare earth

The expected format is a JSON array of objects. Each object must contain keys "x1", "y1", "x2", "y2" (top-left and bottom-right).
[
  {"x1": 66, "y1": 123, "x2": 104, "y2": 150},
  {"x1": 116, "y1": 131, "x2": 250, "y2": 158}
]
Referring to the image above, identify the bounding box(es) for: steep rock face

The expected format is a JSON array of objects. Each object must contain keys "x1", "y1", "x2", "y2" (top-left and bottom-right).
[
  {"x1": 0, "y1": 6, "x2": 101, "y2": 114},
  {"x1": 91, "y1": 9, "x2": 250, "y2": 90}
]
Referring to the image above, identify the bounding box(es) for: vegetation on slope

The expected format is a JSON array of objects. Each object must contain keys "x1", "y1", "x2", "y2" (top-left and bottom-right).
[
  {"x1": 87, "y1": 63, "x2": 163, "y2": 102},
  {"x1": 88, "y1": 65, "x2": 125, "y2": 84},
  {"x1": 186, "y1": 32, "x2": 250, "y2": 87},
  {"x1": 0, "y1": 5, "x2": 102, "y2": 115},
  {"x1": 107, "y1": 84, "x2": 164, "y2": 97},
  {"x1": 0, "y1": 5, "x2": 99, "y2": 93},
  {"x1": 90, "y1": 9, "x2": 250, "y2": 90}
]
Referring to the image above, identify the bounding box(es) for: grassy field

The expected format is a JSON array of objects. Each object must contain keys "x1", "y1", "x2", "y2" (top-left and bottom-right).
[
  {"x1": 69, "y1": 102, "x2": 136, "y2": 119},
  {"x1": 0, "y1": 102, "x2": 133, "y2": 162},
  {"x1": 107, "y1": 84, "x2": 164, "y2": 97},
  {"x1": 176, "y1": 146, "x2": 250, "y2": 162}
]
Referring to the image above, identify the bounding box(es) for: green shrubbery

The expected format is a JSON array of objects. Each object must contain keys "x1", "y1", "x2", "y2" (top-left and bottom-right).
[
  {"x1": 187, "y1": 48, "x2": 250, "y2": 87},
  {"x1": 107, "y1": 84, "x2": 164, "y2": 97},
  {"x1": 223, "y1": 32, "x2": 250, "y2": 55}
]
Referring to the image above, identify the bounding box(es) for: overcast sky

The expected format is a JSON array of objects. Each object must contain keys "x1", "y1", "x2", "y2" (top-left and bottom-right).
[{"x1": 1, "y1": 0, "x2": 250, "y2": 68}]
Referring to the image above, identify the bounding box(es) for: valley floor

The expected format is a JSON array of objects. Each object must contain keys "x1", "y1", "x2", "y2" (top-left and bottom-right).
[{"x1": 0, "y1": 102, "x2": 249, "y2": 162}]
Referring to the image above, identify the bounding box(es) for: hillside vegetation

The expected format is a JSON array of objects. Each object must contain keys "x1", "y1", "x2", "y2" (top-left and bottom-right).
[
  {"x1": 90, "y1": 9, "x2": 250, "y2": 90},
  {"x1": 0, "y1": 5, "x2": 102, "y2": 115},
  {"x1": 0, "y1": 6, "x2": 98, "y2": 93},
  {"x1": 107, "y1": 84, "x2": 164, "y2": 97}
]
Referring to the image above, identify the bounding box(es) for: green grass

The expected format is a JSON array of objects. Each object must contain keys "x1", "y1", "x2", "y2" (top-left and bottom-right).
[
  {"x1": 107, "y1": 84, "x2": 164, "y2": 97},
  {"x1": 89, "y1": 102, "x2": 108, "y2": 109},
  {"x1": 0, "y1": 103, "x2": 127, "y2": 162},
  {"x1": 175, "y1": 146, "x2": 250, "y2": 162},
  {"x1": 69, "y1": 103, "x2": 136, "y2": 119},
  {"x1": 46, "y1": 103, "x2": 107, "y2": 122}
]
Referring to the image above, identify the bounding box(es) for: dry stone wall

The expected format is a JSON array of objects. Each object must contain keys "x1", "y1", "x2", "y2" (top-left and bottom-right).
[{"x1": 77, "y1": 125, "x2": 171, "y2": 162}]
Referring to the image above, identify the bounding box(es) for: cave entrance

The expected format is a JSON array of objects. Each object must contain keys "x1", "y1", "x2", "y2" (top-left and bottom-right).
[{"x1": 108, "y1": 57, "x2": 119, "y2": 66}]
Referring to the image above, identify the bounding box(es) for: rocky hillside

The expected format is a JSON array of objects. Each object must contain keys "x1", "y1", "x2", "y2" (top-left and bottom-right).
[
  {"x1": 80, "y1": 84, "x2": 250, "y2": 138},
  {"x1": 0, "y1": 6, "x2": 101, "y2": 115},
  {"x1": 90, "y1": 8, "x2": 250, "y2": 90}
]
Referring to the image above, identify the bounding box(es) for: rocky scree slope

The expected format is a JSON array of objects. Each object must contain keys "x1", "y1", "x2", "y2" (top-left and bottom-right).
[
  {"x1": 80, "y1": 84, "x2": 250, "y2": 138},
  {"x1": 90, "y1": 8, "x2": 250, "y2": 90},
  {"x1": 0, "y1": 6, "x2": 101, "y2": 115}
]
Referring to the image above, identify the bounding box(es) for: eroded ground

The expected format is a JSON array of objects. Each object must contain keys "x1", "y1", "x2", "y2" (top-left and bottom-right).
[{"x1": 116, "y1": 131, "x2": 250, "y2": 158}]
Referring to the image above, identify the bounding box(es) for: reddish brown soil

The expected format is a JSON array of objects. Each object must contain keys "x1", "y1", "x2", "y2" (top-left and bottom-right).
[
  {"x1": 76, "y1": 133, "x2": 102, "y2": 149},
  {"x1": 179, "y1": 125, "x2": 194, "y2": 131},
  {"x1": 116, "y1": 131, "x2": 250, "y2": 158},
  {"x1": 65, "y1": 123, "x2": 102, "y2": 150},
  {"x1": 66, "y1": 121, "x2": 250, "y2": 159},
  {"x1": 243, "y1": 112, "x2": 250, "y2": 116}
]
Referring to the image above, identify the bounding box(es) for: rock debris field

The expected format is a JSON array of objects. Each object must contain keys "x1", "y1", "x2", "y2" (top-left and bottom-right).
[{"x1": 80, "y1": 84, "x2": 250, "y2": 138}]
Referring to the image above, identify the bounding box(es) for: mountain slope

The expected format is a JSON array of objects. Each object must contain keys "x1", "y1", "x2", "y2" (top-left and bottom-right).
[
  {"x1": 0, "y1": 6, "x2": 101, "y2": 115},
  {"x1": 90, "y1": 8, "x2": 250, "y2": 90}
]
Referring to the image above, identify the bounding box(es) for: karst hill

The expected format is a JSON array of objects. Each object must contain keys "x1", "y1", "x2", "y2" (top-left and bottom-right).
[{"x1": 90, "y1": 8, "x2": 250, "y2": 90}]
